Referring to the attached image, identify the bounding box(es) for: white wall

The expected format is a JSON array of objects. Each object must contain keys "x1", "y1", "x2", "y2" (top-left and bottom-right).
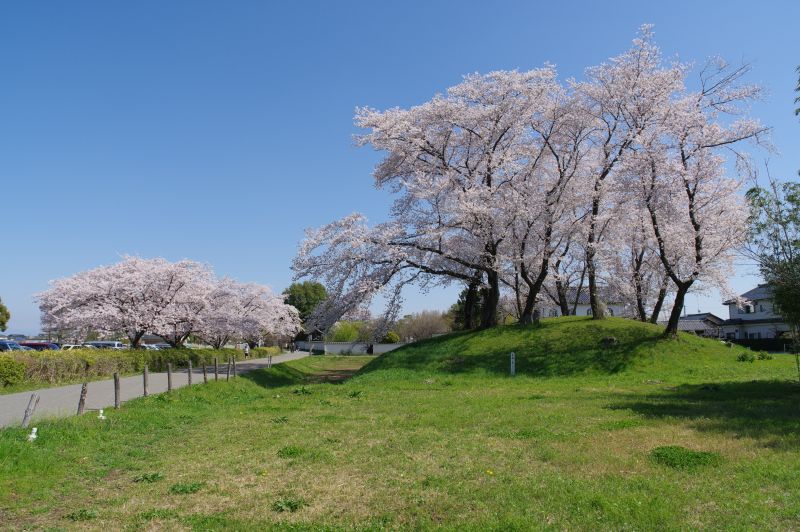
[{"x1": 295, "y1": 341, "x2": 404, "y2": 355}]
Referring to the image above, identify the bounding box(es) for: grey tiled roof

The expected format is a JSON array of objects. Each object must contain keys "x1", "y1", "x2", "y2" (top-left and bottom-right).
[{"x1": 724, "y1": 284, "x2": 773, "y2": 304}]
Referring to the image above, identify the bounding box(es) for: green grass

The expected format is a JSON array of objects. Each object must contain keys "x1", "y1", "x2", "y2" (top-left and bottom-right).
[{"x1": 1, "y1": 319, "x2": 799, "y2": 529}]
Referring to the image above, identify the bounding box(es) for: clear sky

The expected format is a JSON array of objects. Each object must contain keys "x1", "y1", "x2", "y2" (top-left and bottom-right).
[{"x1": 1, "y1": 1, "x2": 798, "y2": 334}]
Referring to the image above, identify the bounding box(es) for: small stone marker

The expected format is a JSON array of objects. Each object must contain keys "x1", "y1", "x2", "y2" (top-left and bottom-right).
[
  {"x1": 98, "y1": 409, "x2": 106, "y2": 420},
  {"x1": 510, "y1": 351, "x2": 516, "y2": 376},
  {"x1": 27, "y1": 427, "x2": 38, "y2": 442}
]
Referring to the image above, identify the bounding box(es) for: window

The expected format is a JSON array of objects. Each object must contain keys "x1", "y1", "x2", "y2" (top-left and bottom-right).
[
  {"x1": 760, "y1": 304, "x2": 763, "y2": 312},
  {"x1": 550, "y1": 309, "x2": 558, "y2": 317},
  {"x1": 608, "y1": 308, "x2": 614, "y2": 316}
]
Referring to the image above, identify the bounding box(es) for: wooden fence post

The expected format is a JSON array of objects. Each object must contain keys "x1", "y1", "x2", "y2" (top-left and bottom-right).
[
  {"x1": 226, "y1": 357, "x2": 231, "y2": 381},
  {"x1": 188, "y1": 360, "x2": 193, "y2": 385},
  {"x1": 232, "y1": 357, "x2": 237, "y2": 378},
  {"x1": 167, "y1": 363, "x2": 173, "y2": 391},
  {"x1": 268, "y1": 355, "x2": 272, "y2": 368},
  {"x1": 21, "y1": 393, "x2": 40, "y2": 428},
  {"x1": 214, "y1": 357, "x2": 219, "y2": 381},
  {"x1": 203, "y1": 364, "x2": 208, "y2": 384},
  {"x1": 77, "y1": 383, "x2": 88, "y2": 415},
  {"x1": 143, "y1": 365, "x2": 149, "y2": 397},
  {"x1": 113, "y1": 372, "x2": 121, "y2": 409}
]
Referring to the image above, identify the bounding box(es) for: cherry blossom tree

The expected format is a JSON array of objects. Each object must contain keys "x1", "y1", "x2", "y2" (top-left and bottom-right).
[{"x1": 628, "y1": 59, "x2": 767, "y2": 337}]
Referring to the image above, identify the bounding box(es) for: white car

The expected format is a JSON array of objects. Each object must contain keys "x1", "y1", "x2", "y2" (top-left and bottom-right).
[{"x1": 83, "y1": 341, "x2": 128, "y2": 350}]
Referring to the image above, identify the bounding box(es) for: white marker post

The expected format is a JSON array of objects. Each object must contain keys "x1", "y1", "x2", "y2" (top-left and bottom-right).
[{"x1": 510, "y1": 352, "x2": 516, "y2": 376}]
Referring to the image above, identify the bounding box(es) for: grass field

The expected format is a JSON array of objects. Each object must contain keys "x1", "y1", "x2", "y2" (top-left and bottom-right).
[{"x1": 1, "y1": 317, "x2": 799, "y2": 529}]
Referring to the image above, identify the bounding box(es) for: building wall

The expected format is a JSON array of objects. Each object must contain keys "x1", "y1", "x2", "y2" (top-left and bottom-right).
[
  {"x1": 295, "y1": 341, "x2": 404, "y2": 355},
  {"x1": 726, "y1": 299, "x2": 779, "y2": 321},
  {"x1": 722, "y1": 322, "x2": 790, "y2": 340},
  {"x1": 539, "y1": 303, "x2": 628, "y2": 318}
]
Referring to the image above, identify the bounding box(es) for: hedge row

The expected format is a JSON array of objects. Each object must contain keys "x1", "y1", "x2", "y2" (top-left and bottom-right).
[{"x1": 0, "y1": 346, "x2": 282, "y2": 387}]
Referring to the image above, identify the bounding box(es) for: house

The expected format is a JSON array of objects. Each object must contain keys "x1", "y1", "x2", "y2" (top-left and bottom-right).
[
  {"x1": 538, "y1": 286, "x2": 629, "y2": 318},
  {"x1": 660, "y1": 312, "x2": 725, "y2": 337},
  {"x1": 721, "y1": 284, "x2": 790, "y2": 340}
]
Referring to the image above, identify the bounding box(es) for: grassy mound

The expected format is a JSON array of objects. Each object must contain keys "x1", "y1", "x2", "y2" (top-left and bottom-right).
[{"x1": 362, "y1": 316, "x2": 752, "y2": 378}]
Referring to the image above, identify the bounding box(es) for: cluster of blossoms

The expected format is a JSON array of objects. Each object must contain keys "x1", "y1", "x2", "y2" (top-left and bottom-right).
[
  {"x1": 37, "y1": 256, "x2": 301, "y2": 348},
  {"x1": 293, "y1": 26, "x2": 768, "y2": 337}
]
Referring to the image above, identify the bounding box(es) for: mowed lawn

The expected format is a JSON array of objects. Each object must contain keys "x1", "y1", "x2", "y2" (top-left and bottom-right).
[{"x1": 1, "y1": 318, "x2": 800, "y2": 530}]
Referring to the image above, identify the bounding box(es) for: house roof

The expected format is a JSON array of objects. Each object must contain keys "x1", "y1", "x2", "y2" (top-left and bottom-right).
[
  {"x1": 673, "y1": 319, "x2": 718, "y2": 332},
  {"x1": 724, "y1": 284, "x2": 772, "y2": 304},
  {"x1": 681, "y1": 312, "x2": 725, "y2": 325}
]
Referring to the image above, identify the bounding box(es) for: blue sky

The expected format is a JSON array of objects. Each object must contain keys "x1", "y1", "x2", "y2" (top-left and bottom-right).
[{"x1": 1, "y1": 1, "x2": 798, "y2": 334}]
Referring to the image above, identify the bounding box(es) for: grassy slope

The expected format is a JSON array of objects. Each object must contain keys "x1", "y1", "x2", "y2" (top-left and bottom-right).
[{"x1": 1, "y1": 318, "x2": 799, "y2": 530}]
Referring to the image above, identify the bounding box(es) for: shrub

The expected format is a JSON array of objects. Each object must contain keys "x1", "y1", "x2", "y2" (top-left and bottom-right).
[
  {"x1": 133, "y1": 472, "x2": 164, "y2": 483},
  {"x1": 0, "y1": 356, "x2": 25, "y2": 386},
  {"x1": 64, "y1": 509, "x2": 98, "y2": 521},
  {"x1": 1, "y1": 347, "x2": 248, "y2": 386},
  {"x1": 757, "y1": 351, "x2": 773, "y2": 360},
  {"x1": 380, "y1": 331, "x2": 401, "y2": 344},
  {"x1": 252, "y1": 346, "x2": 282, "y2": 357},
  {"x1": 737, "y1": 352, "x2": 756, "y2": 363},
  {"x1": 650, "y1": 445, "x2": 722, "y2": 470}
]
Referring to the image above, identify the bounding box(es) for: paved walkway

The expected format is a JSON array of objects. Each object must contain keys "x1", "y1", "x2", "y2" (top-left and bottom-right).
[{"x1": 0, "y1": 351, "x2": 309, "y2": 428}]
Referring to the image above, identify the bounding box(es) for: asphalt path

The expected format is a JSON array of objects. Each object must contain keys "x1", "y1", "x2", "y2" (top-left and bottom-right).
[{"x1": 0, "y1": 351, "x2": 309, "y2": 428}]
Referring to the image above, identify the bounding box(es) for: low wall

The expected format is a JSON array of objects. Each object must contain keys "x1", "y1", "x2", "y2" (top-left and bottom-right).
[{"x1": 295, "y1": 341, "x2": 405, "y2": 355}]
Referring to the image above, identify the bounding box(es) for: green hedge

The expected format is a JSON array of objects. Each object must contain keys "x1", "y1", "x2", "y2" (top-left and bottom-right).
[{"x1": 0, "y1": 346, "x2": 282, "y2": 386}]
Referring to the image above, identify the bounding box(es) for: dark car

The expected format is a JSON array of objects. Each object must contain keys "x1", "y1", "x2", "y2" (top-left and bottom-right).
[
  {"x1": 0, "y1": 340, "x2": 23, "y2": 351},
  {"x1": 19, "y1": 341, "x2": 60, "y2": 351}
]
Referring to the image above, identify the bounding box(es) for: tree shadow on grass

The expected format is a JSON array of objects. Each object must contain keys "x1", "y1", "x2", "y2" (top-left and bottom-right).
[
  {"x1": 610, "y1": 379, "x2": 800, "y2": 449},
  {"x1": 361, "y1": 325, "x2": 661, "y2": 377},
  {"x1": 242, "y1": 365, "x2": 362, "y2": 389}
]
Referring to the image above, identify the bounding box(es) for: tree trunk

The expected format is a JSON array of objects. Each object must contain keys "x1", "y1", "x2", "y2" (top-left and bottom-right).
[
  {"x1": 129, "y1": 331, "x2": 144, "y2": 349},
  {"x1": 463, "y1": 280, "x2": 479, "y2": 330},
  {"x1": 479, "y1": 271, "x2": 500, "y2": 329},
  {"x1": 555, "y1": 279, "x2": 569, "y2": 316},
  {"x1": 663, "y1": 282, "x2": 691, "y2": 337},
  {"x1": 649, "y1": 275, "x2": 670, "y2": 324}
]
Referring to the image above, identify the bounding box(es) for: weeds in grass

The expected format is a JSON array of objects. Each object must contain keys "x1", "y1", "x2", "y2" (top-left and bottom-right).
[
  {"x1": 293, "y1": 386, "x2": 312, "y2": 395},
  {"x1": 650, "y1": 446, "x2": 722, "y2": 470},
  {"x1": 133, "y1": 472, "x2": 164, "y2": 483},
  {"x1": 277, "y1": 445, "x2": 305, "y2": 458},
  {"x1": 271, "y1": 416, "x2": 289, "y2": 424},
  {"x1": 65, "y1": 509, "x2": 98, "y2": 521},
  {"x1": 347, "y1": 390, "x2": 363, "y2": 398},
  {"x1": 271, "y1": 496, "x2": 307, "y2": 513},
  {"x1": 169, "y1": 482, "x2": 205, "y2": 494},
  {"x1": 738, "y1": 352, "x2": 756, "y2": 363},
  {"x1": 318, "y1": 399, "x2": 333, "y2": 406},
  {"x1": 757, "y1": 351, "x2": 774, "y2": 360},
  {"x1": 137, "y1": 508, "x2": 178, "y2": 521}
]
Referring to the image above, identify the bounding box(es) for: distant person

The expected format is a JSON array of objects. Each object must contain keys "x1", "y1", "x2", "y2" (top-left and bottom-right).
[{"x1": 243, "y1": 343, "x2": 250, "y2": 358}]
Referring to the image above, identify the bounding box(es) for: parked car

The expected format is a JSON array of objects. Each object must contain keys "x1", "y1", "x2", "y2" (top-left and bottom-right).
[
  {"x1": 140, "y1": 344, "x2": 160, "y2": 350},
  {"x1": 83, "y1": 341, "x2": 128, "y2": 350},
  {"x1": 154, "y1": 343, "x2": 173, "y2": 350},
  {"x1": 61, "y1": 344, "x2": 94, "y2": 350},
  {"x1": 0, "y1": 339, "x2": 23, "y2": 351},
  {"x1": 19, "y1": 341, "x2": 60, "y2": 351}
]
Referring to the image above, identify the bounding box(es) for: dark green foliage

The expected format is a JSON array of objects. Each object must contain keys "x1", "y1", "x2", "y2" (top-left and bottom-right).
[
  {"x1": 738, "y1": 352, "x2": 756, "y2": 363},
  {"x1": 0, "y1": 297, "x2": 9, "y2": 332},
  {"x1": 271, "y1": 496, "x2": 307, "y2": 513},
  {"x1": 347, "y1": 390, "x2": 362, "y2": 398},
  {"x1": 169, "y1": 482, "x2": 204, "y2": 494},
  {"x1": 650, "y1": 446, "x2": 722, "y2": 470},
  {"x1": 283, "y1": 281, "x2": 327, "y2": 322},
  {"x1": 292, "y1": 386, "x2": 312, "y2": 395},
  {"x1": 0, "y1": 356, "x2": 25, "y2": 386},
  {"x1": 271, "y1": 416, "x2": 288, "y2": 424}
]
